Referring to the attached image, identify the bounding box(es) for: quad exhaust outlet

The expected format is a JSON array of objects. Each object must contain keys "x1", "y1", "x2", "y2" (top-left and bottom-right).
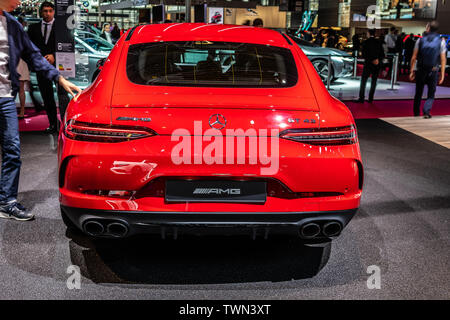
[
  {"x1": 83, "y1": 220, "x2": 129, "y2": 238},
  {"x1": 299, "y1": 221, "x2": 343, "y2": 239}
]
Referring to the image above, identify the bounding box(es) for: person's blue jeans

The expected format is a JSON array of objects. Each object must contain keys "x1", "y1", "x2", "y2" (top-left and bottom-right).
[
  {"x1": 0, "y1": 97, "x2": 21, "y2": 204},
  {"x1": 413, "y1": 69, "x2": 438, "y2": 116}
]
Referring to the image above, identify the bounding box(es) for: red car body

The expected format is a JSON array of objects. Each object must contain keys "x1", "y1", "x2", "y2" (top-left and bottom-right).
[{"x1": 58, "y1": 24, "x2": 363, "y2": 240}]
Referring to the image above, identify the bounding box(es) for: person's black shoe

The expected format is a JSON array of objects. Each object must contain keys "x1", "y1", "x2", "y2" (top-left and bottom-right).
[
  {"x1": 44, "y1": 126, "x2": 57, "y2": 134},
  {"x1": 368, "y1": 98, "x2": 374, "y2": 103},
  {"x1": 353, "y1": 99, "x2": 364, "y2": 103},
  {"x1": 423, "y1": 113, "x2": 432, "y2": 119},
  {"x1": 0, "y1": 202, "x2": 34, "y2": 221}
]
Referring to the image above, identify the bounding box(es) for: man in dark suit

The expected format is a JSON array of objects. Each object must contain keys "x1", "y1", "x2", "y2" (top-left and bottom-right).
[
  {"x1": 28, "y1": 1, "x2": 69, "y2": 133},
  {"x1": 356, "y1": 29, "x2": 385, "y2": 103}
]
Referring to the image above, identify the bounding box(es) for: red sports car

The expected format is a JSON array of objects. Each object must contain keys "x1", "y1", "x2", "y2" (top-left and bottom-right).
[{"x1": 59, "y1": 23, "x2": 363, "y2": 242}]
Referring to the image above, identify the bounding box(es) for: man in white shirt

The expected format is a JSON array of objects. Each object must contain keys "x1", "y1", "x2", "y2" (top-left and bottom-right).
[
  {"x1": 0, "y1": 8, "x2": 11, "y2": 98},
  {"x1": 0, "y1": 0, "x2": 81, "y2": 221},
  {"x1": 384, "y1": 27, "x2": 397, "y2": 53}
]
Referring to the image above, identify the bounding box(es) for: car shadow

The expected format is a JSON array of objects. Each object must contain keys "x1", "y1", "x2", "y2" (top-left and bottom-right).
[{"x1": 67, "y1": 231, "x2": 332, "y2": 285}]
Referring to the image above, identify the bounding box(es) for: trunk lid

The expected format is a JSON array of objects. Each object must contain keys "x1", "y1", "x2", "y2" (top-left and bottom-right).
[{"x1": 111, "y1": 91, "x2": 320, "y2": 135}]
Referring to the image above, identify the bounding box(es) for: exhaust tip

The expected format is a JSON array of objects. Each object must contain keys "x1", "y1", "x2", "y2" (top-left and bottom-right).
[
  {"x1": 83, "y1": 220, "x2": 104, "y2": 236},
  {"x1": 300, "y1": 223, "x2": 321, "y2": 239},
  {"x1": 322, "y1": 221, "x2": 342, "y2": 237},
  {"x1": 106, "y1": 222, "x2": 129, "y2": 238}
]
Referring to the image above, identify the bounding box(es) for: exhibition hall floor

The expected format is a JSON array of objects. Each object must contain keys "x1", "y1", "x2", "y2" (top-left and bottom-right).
[
  {"x1": 0, "y1": 119, "x2": 448, "y2": 299},
  {"x1": 330, "y1": 78, "x2": 450, "y2": 101}
]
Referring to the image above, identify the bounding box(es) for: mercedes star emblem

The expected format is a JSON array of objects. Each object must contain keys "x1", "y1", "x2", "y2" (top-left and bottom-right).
[{"x1": 208, "y1": 114, "x2": 227, "y2": 130}]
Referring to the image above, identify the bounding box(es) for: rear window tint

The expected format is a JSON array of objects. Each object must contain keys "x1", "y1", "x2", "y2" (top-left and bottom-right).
[{"x1": 126, "y1": 41, "x2": 298, "y2": 88}]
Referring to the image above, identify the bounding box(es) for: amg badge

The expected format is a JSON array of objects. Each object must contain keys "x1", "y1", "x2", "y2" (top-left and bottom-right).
[
  {"x1": 165, "y1": 180, "x2": 267, "y2": 203},
  {"x1": 193, "y1": 188, "x2": 241, "y2": 195}
]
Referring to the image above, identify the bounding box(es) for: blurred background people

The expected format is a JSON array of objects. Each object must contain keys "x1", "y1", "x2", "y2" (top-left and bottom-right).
[
  {"x1": 325, "y1": 30, "x2": 336, "y2": 48},
  {"x1": 16, "y1": 16, "x2": 30, "y2": 119},
  {"x1": 410, "y1": 21, "x2": 447, "y2": 118},
  {"x1": 314, "y1": 29, "x2": 324, "y2": 47},
  {"x1": 396, "y1": 32, "x2": 406, "y2": 74},
  {"x1": 352, "y1": 33, "x2": 361, "y2": 57},
  {"x1": 253, "y1": 18, "x2": 263, "y2": 27},
  {"x1": 404, "y1": 33, "x2": 417, "y2": 74},
  {"x1": 111, "y1": 22, "x2": 121, "y2": 44},
  {"x1": 356, "y1": 29, "x2": 385, "y2": 103},
  {"x1": 303, "y1": 30, "x2": 313, "y2": 42},
  {"x1": 101, "y1": 22, "x2": 112, "y2": 43},
  {"x1": 385, "y1": 27, "x2": 397, "y2": 54}
]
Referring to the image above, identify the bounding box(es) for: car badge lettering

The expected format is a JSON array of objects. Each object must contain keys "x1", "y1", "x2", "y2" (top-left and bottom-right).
[
  {"x1": 193, "y1": 188, "x2": 241, "y2": 195},
  {"x1": 288, "y1": 118, "x2": 316, "y2": 124}
]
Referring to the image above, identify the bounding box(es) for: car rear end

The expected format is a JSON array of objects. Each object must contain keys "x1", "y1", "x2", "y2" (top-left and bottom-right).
[{"x1": 59, "y1": 24, "x2": 362, "y2": 240}]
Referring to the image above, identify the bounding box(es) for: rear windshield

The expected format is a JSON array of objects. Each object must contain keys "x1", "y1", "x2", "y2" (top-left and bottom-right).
[{"x1": 126, "y1": 41, "x2": 298, "y2": 88}]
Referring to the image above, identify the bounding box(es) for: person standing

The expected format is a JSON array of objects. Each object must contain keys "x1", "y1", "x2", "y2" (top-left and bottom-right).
[
  {"x1": 16, "y1": 58, "x2": 29, "y2": 119},
  {"x1": 410, "y1": 21, "x2": 447, "y2": 118},
  {"x1": 27, "y1": 1, "x2": 69, "y2": 133},
  {"x1": 326, "y1": 30, "x2": 336, "y2": 48},
  {"x1": 303, "y1": 30, "x2": 313, "y2": 42},
  {"x1": 111, "y1": 22, "x2": 120, "y2": 44},
  {"x1": 16, "y1": 16, "x2": 30, "y2": 119},
  {"x1": 253, "y1": 18, "x2": 263, "y2": 27},
  {"x1": 385, "y1": 27, "x2": 397, "y2": 54},
  {"x1": 352, "y1": 33, "x2": 361, "y2": 57},
  {"x1": 314, "y1": 30, "x2": 324, "y2": 47},
  {"x1": 404, "y1": 33, "x2": 416, "y2": 74},
  {"x1": 384, "y1": 27, "x2": 398, "y2": 77},
  {"x1": 0, "y1": 0, "x2": 81, "y2": 220},
  {"x1": 355, "y1": 29, "x2": 385, "y2": 103},
  {"x1": 396, "y1": 32, "x2": 405, "y2": 74},
  {"x1": 100, "y1": 22, "x2": 112, "y2": 43}
]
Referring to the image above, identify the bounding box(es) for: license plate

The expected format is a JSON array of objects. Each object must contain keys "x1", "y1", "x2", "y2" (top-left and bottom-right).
[{"x1": 165, "y1": 180, "x2": 267, "y2": 203}]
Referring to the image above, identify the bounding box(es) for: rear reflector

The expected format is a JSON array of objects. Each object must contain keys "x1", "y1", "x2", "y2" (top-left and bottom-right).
[
  {"x1": 64, "y1": 120, "x2": 156, "y2": 143},
  {"x1": 279, "y1": 125, "x2": 357, "y2": 145}
]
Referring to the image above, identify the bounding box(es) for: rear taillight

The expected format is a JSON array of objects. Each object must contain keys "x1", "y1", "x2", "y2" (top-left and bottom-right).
[
  {"x1": 279, "y1": 125, "x2": 357, "y2": 145},
  {"x1": 64, "y1": 120, "x2": 156, "y2": 143}
]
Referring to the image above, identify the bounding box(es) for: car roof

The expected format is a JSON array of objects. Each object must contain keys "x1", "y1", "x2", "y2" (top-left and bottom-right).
[{"x1": 128, "y1": 23, "x2": 291, "y2": 48}]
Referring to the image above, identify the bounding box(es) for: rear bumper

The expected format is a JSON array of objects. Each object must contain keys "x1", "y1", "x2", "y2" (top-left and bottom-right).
[{"x1": 61, "y1": 205, "x2": 358, "y2": 239}]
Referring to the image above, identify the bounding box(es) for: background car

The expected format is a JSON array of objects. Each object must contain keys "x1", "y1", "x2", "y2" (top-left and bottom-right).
[
  {"x1": 30, "y1": 32, "x2": 113, "y2": 100},
  {"x1": 290, "y1": 36, "x2": 354, "y2": 82}
]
